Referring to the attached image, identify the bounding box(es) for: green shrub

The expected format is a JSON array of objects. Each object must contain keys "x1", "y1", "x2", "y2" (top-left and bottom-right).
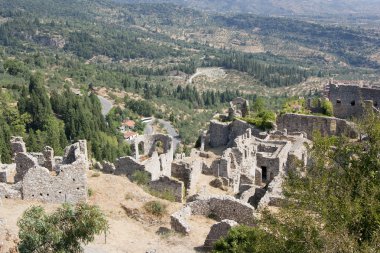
[
  {"x1": 131, "y1": 170, "x2": 151, "y2": 185},
  {"x1": 88, "y1": 188, "x2": 94, "y2": 197},
  {"x1": 321, "y1": 99, "x2": 333, "y2": 116},
  {"x1": 18, "y1": 203, "x2": 108, "y2": 253},
  {"x1": 144, "y1": 201, "x2": 167, "y2": 217}
]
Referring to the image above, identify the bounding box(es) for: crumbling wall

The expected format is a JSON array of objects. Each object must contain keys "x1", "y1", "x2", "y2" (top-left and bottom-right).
[
  {"x1": 209, "y1": 120, "x2": 230, "y2": 148},
  {"x1": 130, "y1": 134, "x2": 173, "y2": 180},
  {"x1": 228, "y1": 97, "x2": 249, "y2": 120},
  {"x1": 21, "y1": 141, "x2": 89, "y2": 204},
  {"x1": 170, "y1": 195, "x2": 256, "y2": 234},
  {"x1": 22, "y1": 160, "x2": 88, "y2": 203},
  {"x1": 329, "y1": 83, "x2": 380, "y2": 119},
  {"x1": 0, "y1": 164, "x2": 16, "y2": 183},
  {"x1": 148, "y1": 176, "x2": 184, "y2": 202},
  {"x1": 114, "y1": 156, "x2": 145, "y2": 177},
  {"x1": 257, "y1": 174, "x2": 285, "y2": 210},
  {"x1": 14, "y1": 153, "x2": 38, "y2": 183},
  {"x1": 277, "y1": 113, "x2": 358, "y2": 140},
  {"x1": 0, "y1": 182, "x2": 22, "y2": 199},
  {"x1": 10, "y1": 136, "x2": 26, "y2": 156},
  {"x1": 204, "y1": 220, "x2": 238, "y2": 249},
  {"x1": 171, "y1": 160, "x2": 202, "y2": 196}
]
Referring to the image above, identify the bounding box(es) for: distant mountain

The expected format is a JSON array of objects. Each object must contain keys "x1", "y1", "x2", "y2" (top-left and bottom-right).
[{"x1": 114, "y1": 0, "x2": 380, "y2": 16}]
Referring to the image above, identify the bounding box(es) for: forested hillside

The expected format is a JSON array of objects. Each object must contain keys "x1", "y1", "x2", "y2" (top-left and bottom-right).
[
  {"x1": 0, "y1": 0, "x2": 379, "y2": 162},
  {"x1": 115, "y1": 0, "x2": 380, "y2": 16}
]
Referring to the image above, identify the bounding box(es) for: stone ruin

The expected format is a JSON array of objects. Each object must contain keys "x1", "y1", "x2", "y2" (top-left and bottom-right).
[
  {"x1": 228, "y1": 97, "x2": 249, "y2": 121},
  {"x1": 204, "y1": 220, "x2": 238, "y2": 249},
  {"x1": 328, "y1": 81, "x2": 380, "y2": 119},
  {"x1": 167, "y1": 115, "x2": 311, "y2": 249},
  {"x1": 0, "y1": 137, "x2": 89, "y2": 203},
  {"x1": 170, "y1": 195, "x2": 257, "y2": 235},
  {"x1": 277, "y1": 113, "x2": 358, "y2": 140},
  {"x1": 114, "y1": 134, "x2": 173, "y2": 180}
]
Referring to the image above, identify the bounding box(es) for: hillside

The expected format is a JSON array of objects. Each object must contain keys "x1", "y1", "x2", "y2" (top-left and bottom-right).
[{"x1": 114, "y1": 0, "x2": 380, "y2": 16}]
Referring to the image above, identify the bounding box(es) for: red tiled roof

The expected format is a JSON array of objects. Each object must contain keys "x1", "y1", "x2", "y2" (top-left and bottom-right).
[
  {"x1": 122, "y1": 120, "x2": 135, "y2": 128},
  {"x1": 124, "y1": 131, "x2": 138, "y2": 139}
]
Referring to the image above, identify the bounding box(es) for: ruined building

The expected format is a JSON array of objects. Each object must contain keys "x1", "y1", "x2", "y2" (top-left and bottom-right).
[
  {"x1": 114, "y1": 134, "x2": 173, "y2": 180},
  {"x1": 0, "y1": 137, "x2": 89, "y2": 203},
  {"x1": 228, "y1": 97, "x2": 249, "y2": 121},
  {"x1": 328, "y1": 81, "x2": 380, "y2": 119}
]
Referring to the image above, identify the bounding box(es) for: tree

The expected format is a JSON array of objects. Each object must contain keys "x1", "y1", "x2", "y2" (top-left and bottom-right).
[{"x1": 18, "y1": 203, "x2": 109, "y2": 253}]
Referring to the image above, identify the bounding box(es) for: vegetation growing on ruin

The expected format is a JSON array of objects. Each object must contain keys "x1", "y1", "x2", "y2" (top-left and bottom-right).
[
  {"x1": 18, "y1": 203, "x2": 109, "y2": 253},
  {"x1": 214, "y1": 113, "x2": 380, "y2": 252},
  {"x1": 144, "y1": 200, "x2": 167, "y2": 217}
]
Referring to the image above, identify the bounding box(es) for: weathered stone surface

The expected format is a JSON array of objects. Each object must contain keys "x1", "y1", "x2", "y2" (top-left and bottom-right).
[
  {"x1": 328, "y1": 82, "x2": 380, "y2": 119},
  {"x1": 204, "y1": 220, "x2": 238, "y2": 248},
  {"x1": 171, "y1": 160, "x2": 202, "y2": 196},
  {"x1": 0, "y1": 182, "x2": 22, "y2": 199},
  {"x1": 10, "y1": 136, "x2": 26, "y2": 156},
  {"x1": 209, "y1": 120, "x2": 230, "y2": 148},
  {"x1": 0, "y1": 164, "x2": 16, "y2": 183},
  {"x1": 277, "y1": 113, "x2": 358, "y2": 140},
  {"x1": 14, "y1": 153, "x2": 38, "y2": 183},
  {"x1": 228, "y1": 97, "x2": 249, "y2": 120},
  {"x1": 22, "y1": 141, "x2": 89, "y2": 204},
  {"x1": 0, "y1": 139, "x2": 89, "y2": 204},
  {"x1": 170, "y1": 195, "x2": 256, "y2": 234},
  {"x1": 148, "y1": 176, "x2": 184, "y2": 202},
  {"x1": 101, "y1": 161, "x2": 116, "y2": 174},
  {"x1": 115, "y1": 134, "x2": 174, "y2": 181}
]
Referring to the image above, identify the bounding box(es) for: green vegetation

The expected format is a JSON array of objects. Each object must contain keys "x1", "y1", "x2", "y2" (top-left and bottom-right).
[
  {"x1": 131, "y1": 170, "x2": 151, "y2": 186},
  {"x1": 241, "y1": 97, "x2": 277, "y2": 130},
  {"x1": 214, "y1": 113, "x2": 380, "y2": 253},
  {"x1": 143, "y1": 200, "x2": 167, "y2": 217},
  {"x1": 18, "y1": 203, "x2": 108, "y2": 253}
]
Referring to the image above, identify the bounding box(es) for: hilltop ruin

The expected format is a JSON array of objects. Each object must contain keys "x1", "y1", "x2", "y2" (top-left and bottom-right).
[{"x1": 0, "y1": 137, "x2": 89, "y2": 203}]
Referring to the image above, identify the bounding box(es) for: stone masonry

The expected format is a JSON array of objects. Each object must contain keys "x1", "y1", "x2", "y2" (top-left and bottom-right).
[
  {"x1": 277, "y1": 113, "x2": 358, "y2": 140},
  {"x1": 170, "y1": 195, "x2": 256, "y2": 234},
  {"x1": 328, "y1": 81, "x2": 380, "y2": 119},
  {"x1": 0, "y1": 137, "x2": 89, "y2": 203}
]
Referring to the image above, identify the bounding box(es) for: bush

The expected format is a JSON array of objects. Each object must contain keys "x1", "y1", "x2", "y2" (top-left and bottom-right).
[
  {"x1": 144, "y1": 201, "x2": 167, "y2": 217},
  {"x1": 321, "y1": 99, "x2": 333, "y2": 116},
  {"x1": 131, "y1": 170, "x2": 151, "y2": 185},
  {"x1": 18, "y1": 203, "x2": 108, "y2": 253}
]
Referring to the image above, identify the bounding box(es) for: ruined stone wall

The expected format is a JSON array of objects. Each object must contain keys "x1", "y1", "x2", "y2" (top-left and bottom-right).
[
  {"x1": 10, "y1": 136, "x2": 26, "y2": 156},
  {"x1": 329, "y1": 83, "x2": 380, "y2": 119},
  {"x1": 22, "y1": 160, "x2": 88, "y2": 203},
  {"x1": 0, "y1": 164, "x2": 16, "y2": 183},
  {"x1": 204, "y1": 220, "x2": 238, "y2": 249},
  {"x1": 21, "y1": 141, "x2": 89, "y2": 204},
  {"x1": 277, "y1": 113, "x2": 358, "y2": 140},
  {"x1": 171, "y1": 195, "x2": 256, "y2": 234},
  {"x1": 148, "y1": 176, "x2": 184, "y2": 202},
  {"x1": 171, "y1": 160, "x2": 202, "y2": 196},
  {"x1": 14, "y1": 153, "x2": 39, "y2": 183},
  {"x1": 131, "y1": 134, "x2": 173, "y2": 180},
  {"x1": 143, "y1": 152, "x2": 164, "y2": 181},
  {"x1": 114, "y1": 156, "x2": 146, "y2": 177},
  {"x1": 209, "y1": 119, "x2": 267, "y2": 148},
  {"x1": 209, "y1": 120, "x2": 230, "y2": 148}
]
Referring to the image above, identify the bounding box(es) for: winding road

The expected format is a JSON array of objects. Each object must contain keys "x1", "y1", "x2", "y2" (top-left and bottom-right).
[
  {"x1": 97, "y1": 96, "x2": 182, "y2": 149},
  {"x1": 97, "y1": 95, "x2": 113, "y2": 116}
]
